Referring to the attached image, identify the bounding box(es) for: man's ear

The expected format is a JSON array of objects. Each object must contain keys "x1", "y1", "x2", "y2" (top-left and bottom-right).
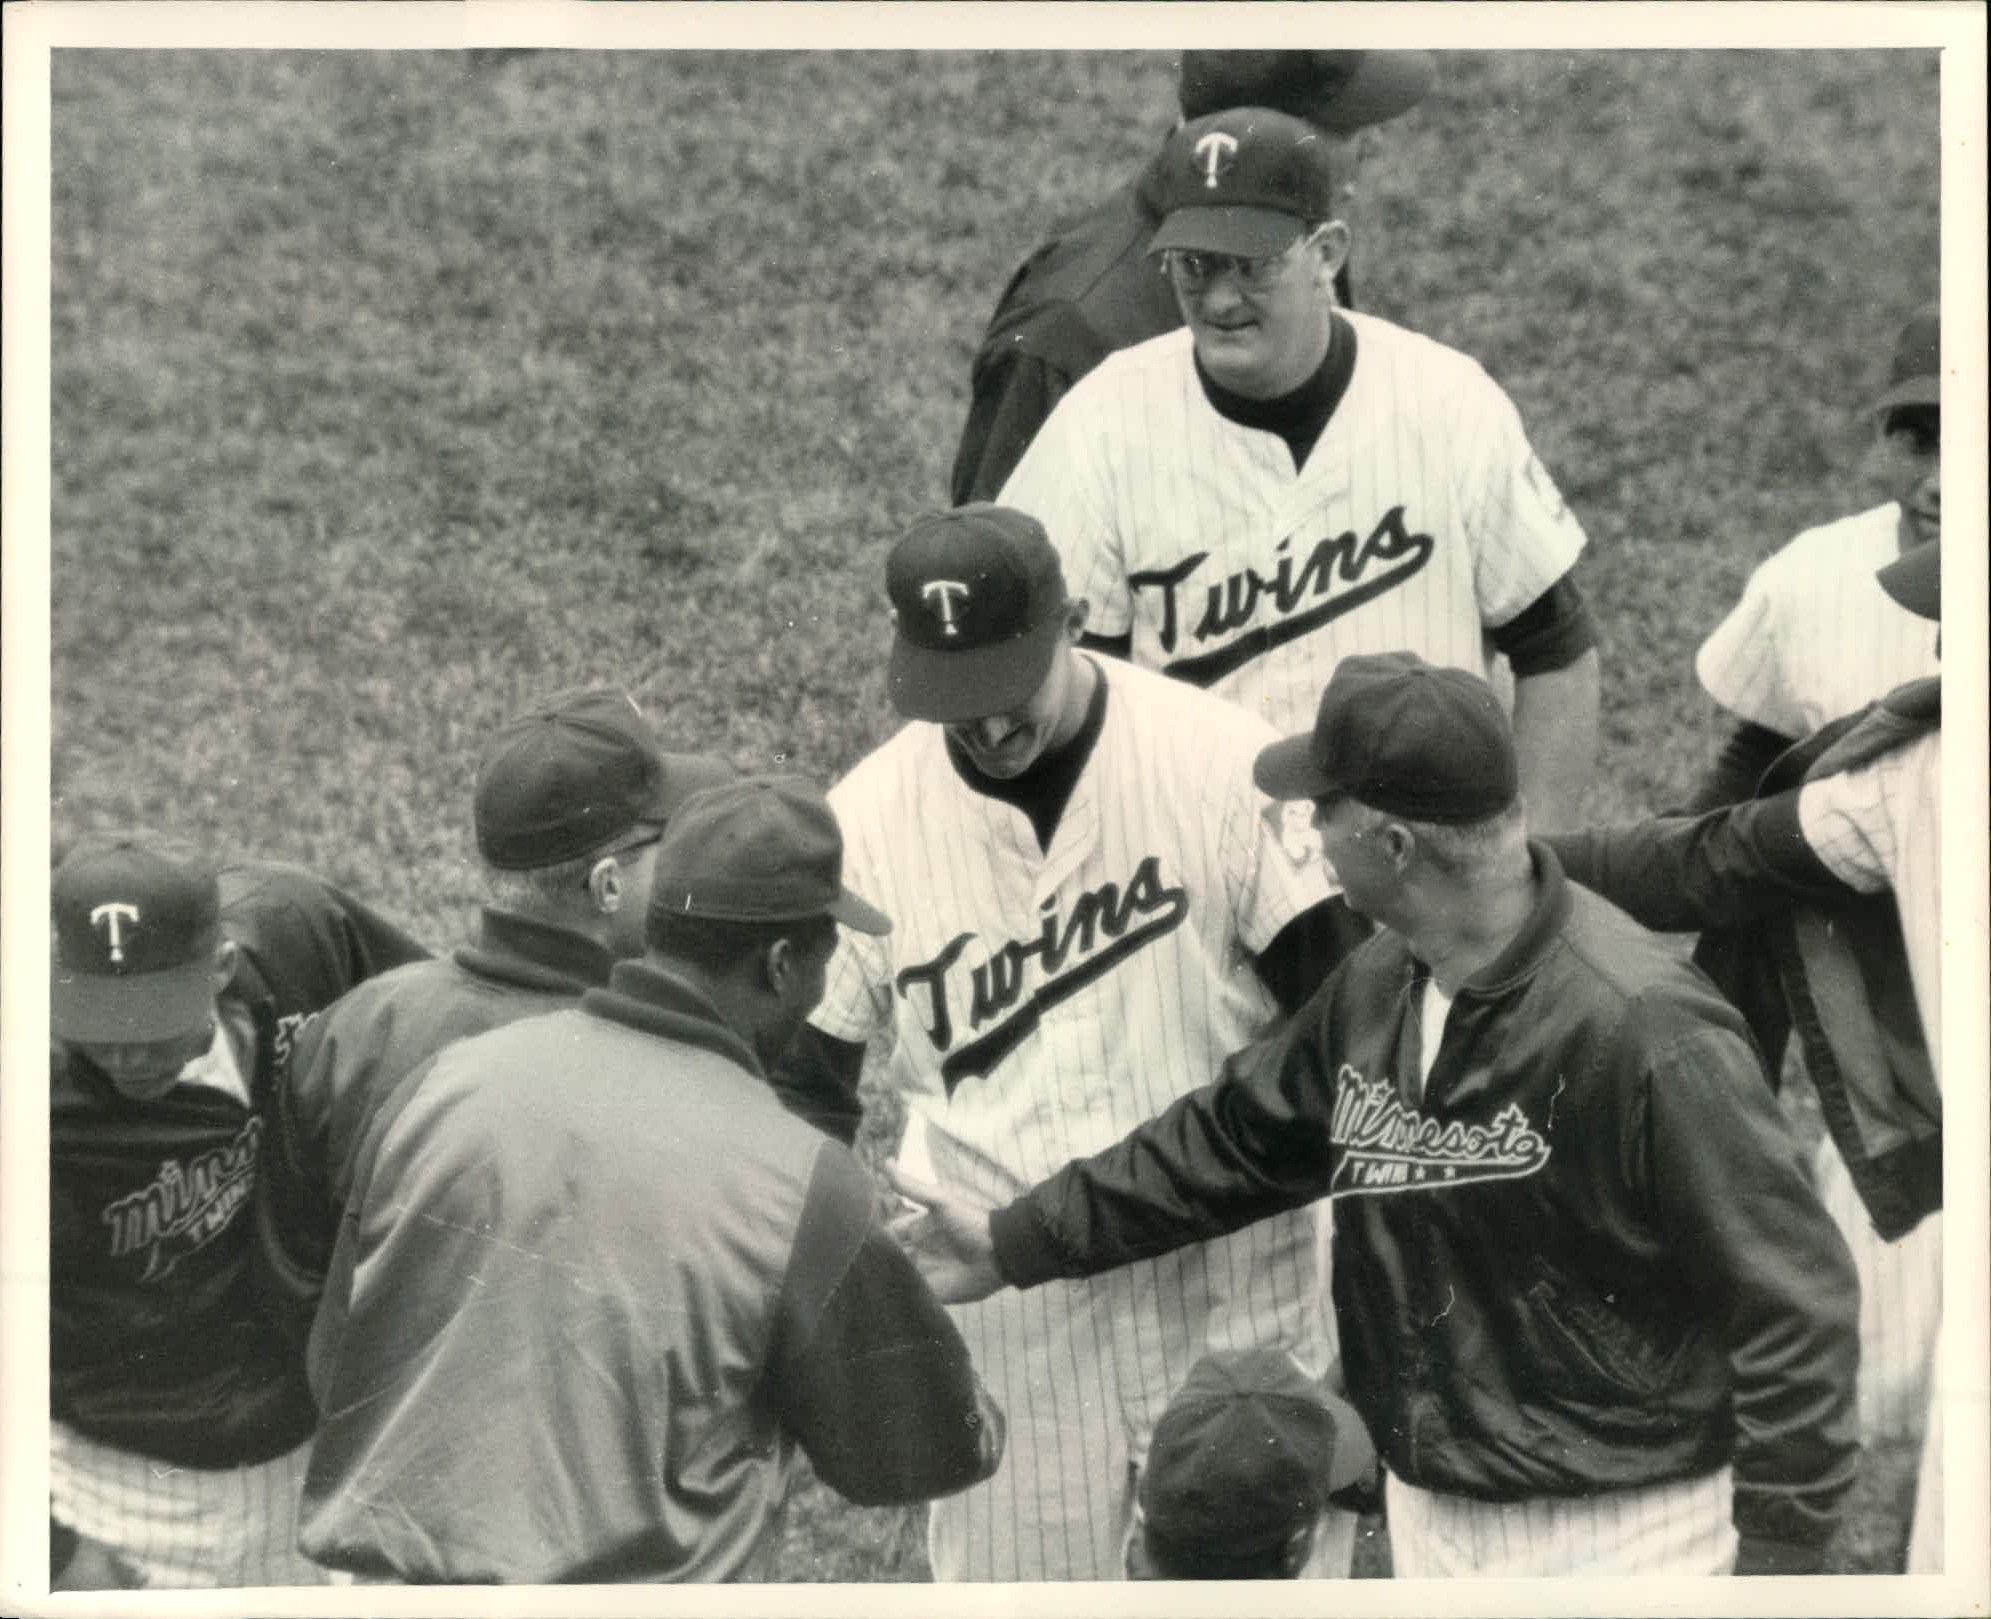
[
  {"x1": 209, "y1": 938, "x2": 240, "y2": 997},
  {"x1": 1063, "y1": 597, "x2": 1092, "y2": 642},
  {"x1": 587, "y1": 855, "x2": 624, "y2": 916},
  {"x1": 1379, "y1": 819, "x2": 1416, "y2": 873},
  {"x1": 1279, "y1": 1518, "x2": 1318, "y2": 1577},
  {"x1": 1315, "y1": 219, "x2": 1353, "y2": 285}
]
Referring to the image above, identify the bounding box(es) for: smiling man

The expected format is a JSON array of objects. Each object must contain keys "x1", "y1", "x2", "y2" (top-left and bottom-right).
[
  {"x1": 998, "y1": 106, "x2": 1602, "y2": 835},
  {"x1": 49, "y1": 835, "x2": 427, "y2": 1587},
  {"x1": 771, "y1": 503, "x2": 1366, "y2": 1580}
]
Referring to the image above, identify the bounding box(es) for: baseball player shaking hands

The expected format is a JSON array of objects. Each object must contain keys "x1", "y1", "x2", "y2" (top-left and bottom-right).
[
  {"x1": 998, "y1": 108, "x2": 1602, "y2": 832},
  {"x1": 775, "y1": 506, "x2": 1365, "y2": 1580}
]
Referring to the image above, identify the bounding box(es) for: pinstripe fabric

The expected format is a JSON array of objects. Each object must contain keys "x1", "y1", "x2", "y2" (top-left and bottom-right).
[
  {"x1": 817, "y1": 659, "x2": 1336, "y2": 1580},
  {"x1": 1695, "y1": 506, "x2": 1939, "y2": 739},
  {"x1": 1385, "y1": 1466, "x2": 1738, "y2": 1576},
  {"x1": 51, "y1": 1422, "x2": 329, "y2": 1587},
  {"x1": 1813, "y1": 1137, "x2": 1943, "y2": 1439},
  {"x1": 996, "y1": 315, "x2": 1586, "y2": 743}
]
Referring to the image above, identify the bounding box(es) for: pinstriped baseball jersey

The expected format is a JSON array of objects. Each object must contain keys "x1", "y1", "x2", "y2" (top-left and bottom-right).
[
  {"x1": 995, "y1": 314, "x2": 1587, "y2": 738},
  {"x1": 814, "y1": 657, "x2": 1334, "y2": 1579},
  {"x1": 1696, "y1": 504, "x2": 1940, "y2": 737}
]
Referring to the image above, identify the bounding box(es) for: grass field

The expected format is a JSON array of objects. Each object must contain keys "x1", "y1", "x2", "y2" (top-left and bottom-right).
[{"x1": 45, "y1": 45, "x2": 1942, "y2": 1583}]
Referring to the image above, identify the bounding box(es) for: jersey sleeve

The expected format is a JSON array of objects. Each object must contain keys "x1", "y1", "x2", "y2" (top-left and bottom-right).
[
  {"x1": 996, "y1": 387, "x2": 1133, "y2": 638},
  {"x1": 220, "y1": 863, "x2": 431, "y2": 1027},
  {"x1": 1216, "y1": 720, "x2": 1338, "y2": 955},
  {"x1": 1453, "y1": 372, "x2": 1588, "y2": 629},
  {"x1": 1696, "y1": 563, "x2": 1804, "y2": 734},
  {"x1": 811, "y1": 780, "x2": 895, "y2": 1044},
  {"x1": 1795, "y1": 747, "x2": 1914, "y2": 895}
]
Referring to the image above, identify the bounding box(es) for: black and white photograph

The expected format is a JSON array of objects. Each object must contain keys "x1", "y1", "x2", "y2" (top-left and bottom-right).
[{"x1": 3, "y1": 4, "x2": 1985, "y2": 1613}]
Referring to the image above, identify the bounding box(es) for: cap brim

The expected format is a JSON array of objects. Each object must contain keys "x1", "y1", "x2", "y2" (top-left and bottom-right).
[
  {"x1": 1876, "y1": 540, "x2": 1940, "y2": 621},
  {"x1": 828, "y1": 887, "x2": 892, "y2": 936},
  {"x1": 1316, "y1": 1390, "x2": 1378, "y2": 1495},
  {"x1": 53, "y1": 961, "x2": 216, "y2": 1044},
  {"x1": 1311, "y1": 51, "x2": 1437, "y2": 133},
  {"x1": 1253, "y1": 733, "x2": 1335, "y2": 801},
  {"x1": 888, "y1": 614, "x2": 1064, "y2": 723},
  {"x1": 1871, "y1": 376, "x2": 1940, "y2": 417},
  {"x1": 1149, "y1": 206, "x2": 1308, "y2": 259}
]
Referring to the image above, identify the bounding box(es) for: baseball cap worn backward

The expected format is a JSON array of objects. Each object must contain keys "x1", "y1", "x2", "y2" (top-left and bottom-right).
[
  {"x1": 1140, "y1": 1348, "x2": 1377, "y2": 1558},
  {"x1": 475, "y1": 687, "x2": 732, "y2": 870},
  {"x1": 887, "y1": 504, "x2": 1070, "y2": 723},
  {"x1": 647, "y1": 775, "x2": 891, "y2": 938},
  {"x1": 1177, "y1": 50, "x2": 1438, "y2": 134},
  {"x1": 1149, "y1": 108, "x2": 1342, "y2": 259},
  {"x1": 52, "y1": 834, "x2": 224, "y2": 1044},
  {"x1": 1255, "y1": 652, "x2": 1520, "y2": 823},
  {"x1": 1871, "y1": 303, "x2": 1939, "y2": 417}
]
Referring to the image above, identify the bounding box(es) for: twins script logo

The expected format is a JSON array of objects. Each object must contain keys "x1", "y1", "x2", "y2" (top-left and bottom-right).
[
  {"x1": 922, "y1": 579, "x2": 970, "y2": 637},
  {"x1": 1193, "y1": 131, "x2": 1239, "y2": 189},
  {"x1": 1329, "y1": 1067, "x2": 1550, "y2": 1196},
  {"x1": 895, "y1": 855, "x2": 1189, "y2": 1093},
  {"x1": 101, "y1": 1118, "x2": 261, "y2": 1282},
  {"x1": 1128, "y1": 506, "x2": 1437, "y2": 688},
  {"x1": 90, "y1": 901, "x2": 140, "y2": 964}
]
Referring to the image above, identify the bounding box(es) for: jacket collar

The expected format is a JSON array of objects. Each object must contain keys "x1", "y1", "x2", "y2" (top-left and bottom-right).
[
  {"x1": 580, "y1": 959, "x2": 765, "y2": 1079},
  {"x1": 1426, "y1": 842, "x2": 1572, "y2": 1001},
  {"x1": 455, "y1": 906, "x2": 615, "y2": 996}
]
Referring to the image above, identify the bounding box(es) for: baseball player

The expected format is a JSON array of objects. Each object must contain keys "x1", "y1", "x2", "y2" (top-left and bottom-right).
[
  {"x1": 49, "y1": 835, "x2": 428, "y2": 1587},
  {"x1": 1687, "y1": 306, "x2": 1942, "y2": 1462},
  {"x1": 891, "y1": 654, "x2": 1862, "y2": 1577},
  {"x1": 997, "y1": 106, "x2": 1602, "y2": 834},
  {"x1": 951, "y1": 50, "x2": 1436, "y2": 506},
  {"x1": 1549, "y1": 539, "x2": 1946, "y2": 1571},
  {"x1": 772, "y1": 505, "x2": 1359, "y2": 1581},
  {"x1": 254, "y1": 687, "x2": 733, "y2": 1346}
]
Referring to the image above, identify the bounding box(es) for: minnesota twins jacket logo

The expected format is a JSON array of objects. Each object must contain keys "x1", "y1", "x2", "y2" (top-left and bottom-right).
[
  {"x1": 101, "y1": 1118, "x2": 262, "y2": 1282},
  {"x1": 895, "y1": 855, "x2": 1189, "y2": 1093},
  {"x1": 1127, "y1": 505, "x2": 1437, "y2": 687},
  {"x1": 1329, "y1": 1068, "x2": 1550, "y2": 1195}
]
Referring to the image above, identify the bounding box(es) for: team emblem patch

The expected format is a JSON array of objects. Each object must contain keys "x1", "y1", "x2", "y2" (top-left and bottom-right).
[
  {"x1": 90, "y1": 901, "x2": 140, "y2": 964},
  {"x1": 922, "y1": 579, "x2": 970, "y2": 636},
  {"x1": 1193, "y1": 131, "x2": 1239, "y2": 190},
  {"x1": 1329, "y1": 1067, "x2": 1551, "y2": 1195}
]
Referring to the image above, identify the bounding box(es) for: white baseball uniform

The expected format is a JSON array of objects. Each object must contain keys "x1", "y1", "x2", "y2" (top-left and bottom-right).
[
  {"x1": 1799, "y1": 729, "x2": 1945, "y2": 1570},
  {"x1": 814, "y1": 657, "x2": 1335, "y2": 1581},
  {"x1": 1698, "y1": 509, "x2": 1944, "y2": 1454},
  {"x1": 995, "y1": 313, "x2": 1589, "y2": 740}
]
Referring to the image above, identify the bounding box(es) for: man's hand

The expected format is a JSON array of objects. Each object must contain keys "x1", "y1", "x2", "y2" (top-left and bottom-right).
[{"x1": 883, "y1": 1164, "x2": 1006, "y2": 1304}]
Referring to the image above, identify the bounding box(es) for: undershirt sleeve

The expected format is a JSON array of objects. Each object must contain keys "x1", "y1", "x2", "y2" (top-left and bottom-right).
[{"x1": 1485, "y1": 575, "x2": 1598, "y2": 676}]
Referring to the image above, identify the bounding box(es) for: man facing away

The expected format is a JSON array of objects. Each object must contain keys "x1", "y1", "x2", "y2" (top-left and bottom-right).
[
  {"x1": 298, "y1": 776, "x2": 1004, "y2": 1582},
  {"x1": 254, "y1": 686, "x2": 733, "y2": 1344}
]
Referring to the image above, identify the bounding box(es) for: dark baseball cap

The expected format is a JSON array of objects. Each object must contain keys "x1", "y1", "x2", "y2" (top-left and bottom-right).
[
  {"x1": 1178, "y1": 50, "x2": 1437, "y2": 135},
  {"x1": 475, "y1": 688, "x2": 734, "y2": 870},
  {"x1": 646, "y1": 775, "x2": 890, "y2": 937},
  {"x1": 1870, "y1": 303, "x2": 1939, "y2": 418},
  {"x1": 1149, "y1": 108, "x2": 1341, "y2": 259},
  {"x1": 1255, "y1": 652, "x2": 1519, "y2": 823},
  {"x1": 887, "y1": 505, "x2": 1070, "y2": 724},
  {"x1": 1877, "y1": 539, "x2": 1940, "y2": 622},
  {"x1": 1140, "y1": 1348, "x2": 1376, "y2": 1560},
  {"x1": 52, "y1": 835, "x2": 224, "y2": 1044}
]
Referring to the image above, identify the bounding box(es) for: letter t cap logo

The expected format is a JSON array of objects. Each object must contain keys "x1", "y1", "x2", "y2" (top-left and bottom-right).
[
  {"x1": 923, "y1": 579, "x2": 970, "y2": 636},
  {"x1": 1194, "y1": 131, "x2": 1239, "y2": 189},
  {"x1": 91, "y1": 901, "x2": 140, "y2": 964}
]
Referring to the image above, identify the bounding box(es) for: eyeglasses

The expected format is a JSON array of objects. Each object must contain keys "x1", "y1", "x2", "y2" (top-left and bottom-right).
[
  {"x1": 1161, "y1": 226, "x2": 1326, "y2": 293},
  {"x1": 582, "y1": 824, "x2": 664, "y2": 887}
]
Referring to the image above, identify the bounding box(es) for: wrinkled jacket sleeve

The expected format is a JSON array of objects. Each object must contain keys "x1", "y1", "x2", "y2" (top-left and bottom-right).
[
  {"x1": 991, "y1": 994, "x2": 1342, "y2": 1288},
  {"x1": 1638, "y1": 1014, "x2": 1860, "y2": 1555},
  {"x1": 950, "y1": 347, "x2": 1073, "y2": 507},
  {"x1": 223, "y1": 863, "x2": 431, "y2": 1028},
  {"x1": 767, "y1": 1146, "x2": 1004, "y2": 1506},
  {"x1": 1546, "y1": 791, "x2": 1851, "y2": 934}
]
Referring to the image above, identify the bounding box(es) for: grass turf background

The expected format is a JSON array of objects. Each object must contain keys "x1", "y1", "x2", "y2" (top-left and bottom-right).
[{"x1": 49, "y1": 47, "x2": 1939, "y2": 1581}]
